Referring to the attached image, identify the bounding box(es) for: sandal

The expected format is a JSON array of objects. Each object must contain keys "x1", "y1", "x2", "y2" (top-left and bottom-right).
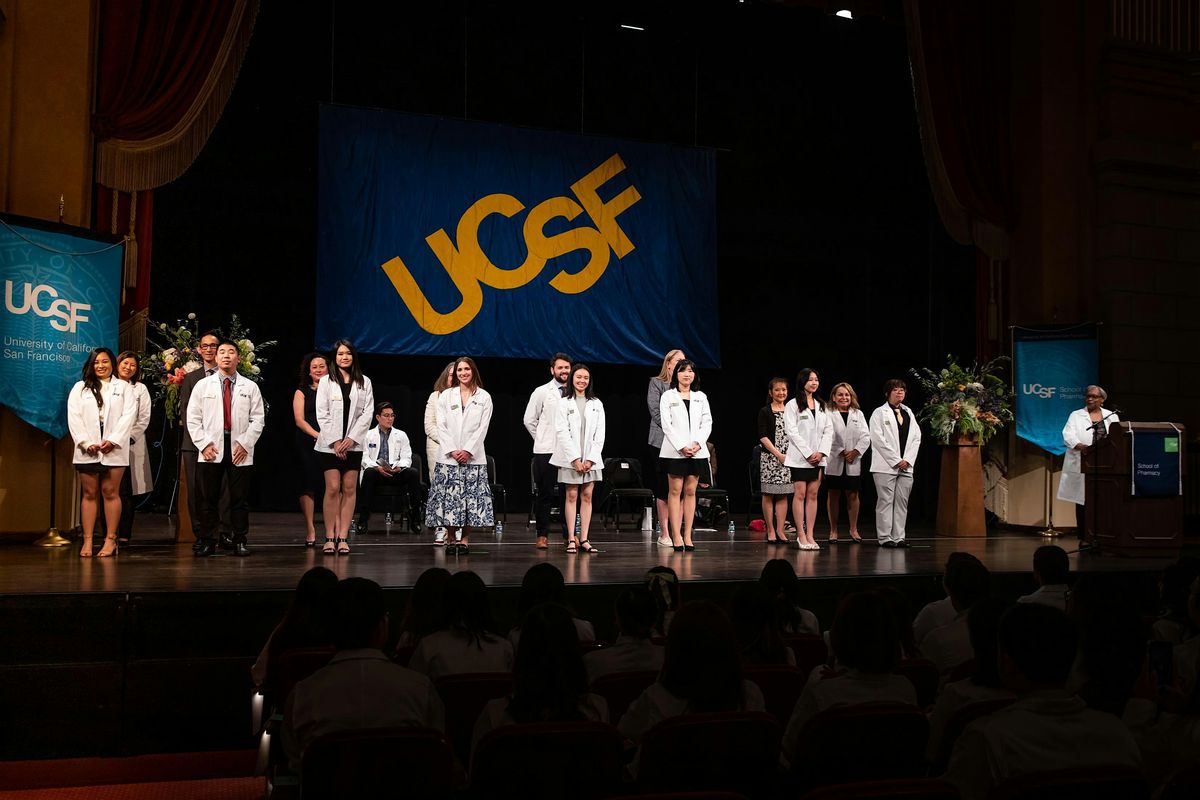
[
  {"x1": 457, "y1": 542, "x2": 470, "y2": 556},
  {"x1": 79, "y1": 534, "x2": 94, "y2": 558},
  {"x1": 828, "y1": 535, "x2": 840, "y2": 544},
  {"x1": 579, "y1": 540, "x2": 599, "y2": 554},
  {"x1": 322, "y1": 538, "x2": 336, "y2": 555},
  {"x1": 565, "y1": 540, "x2": 578, "y2": 554},
  {"x1": 850, "y1": 533, "x2": 863, "y2": 543},
  {"x1": 337, "y1": 538, "x2": 350, "y2": 555},
  {"x1": 97, "y1": 535, "x2": 119, "y2": 558}
]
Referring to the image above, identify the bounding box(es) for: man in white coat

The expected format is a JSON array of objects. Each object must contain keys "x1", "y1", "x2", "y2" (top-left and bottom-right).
[
  {"x1": 868, "y1": 378, "x2": 922, "y2": 547},
  {"x1": 1056, "y1": 385, "x2": 1119, "y2": 542},
  {"x1": 523, "y1": 353, "x2": 571, "y2": 549},
  {"x1": 355, "y1": 401, "x2": 423, "y2": 534},
  {"x1": 179, "y1": 330, "x2": 233, "y2": 551},
  {"x1": 186, "y1": 339, "x2": 265, "y2": 557}
]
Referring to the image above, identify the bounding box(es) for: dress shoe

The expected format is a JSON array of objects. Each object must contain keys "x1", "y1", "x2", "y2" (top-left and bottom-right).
[
  {"x1": 894, "y1": 540, "x2": 909, "y2": 548},
  {"x1": 192, "y1": 541, "x2": 202, "y2": 554},
  {"x1": 881, "y1": 540, "x2": 897, "y2": 548},
  {"x1": 195, "y1": 541, "x2": 217, "y2": 557},
  {"x1": 234, "y1": 542, "x2": 251, "y2": 557},
  {"x1": 218, "y1": 533, "x2": 234, "y2": 551}
]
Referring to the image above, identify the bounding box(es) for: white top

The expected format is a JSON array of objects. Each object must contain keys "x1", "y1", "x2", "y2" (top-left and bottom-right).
[
  {"x1": 361, "y1": 426, "x2": 413, "y2": 470},
  {"x1": 471, "y1": 693, "x2": 608, "y2": 765},
  {"x1": 925, "y1": 678, "x2": 1015, "y2": 761},
  {"x1": 657, "y1": 388, "x2": 713, "y2": 459},
  {"x1": 66, "y1": 378, "x2": 137, "y2": 466},
  {"x1": 868, "y1": 402, "x2": 922, "y2": 475},
  {"x1": 408, "y1": 629, "x2": 514, "y2": 682},
  {"x1": 1057, "y1": 407, "x2": 1119, "y2": 505},
  {"x1": 184, "y1": 372, "x2": 266, "y2": 465},
  {"x1": 127, "y1": 381, "x2": 154, "y2": 494},
  {"x1": 914, "y1": 597, "x2": 957, "y2": 644},
  {"x1": 583, "y1": 636, "x2": 665, "y2": 684},
  {"x1": 435, "y1": 386, "x2": 492, "y2": 466},
  {"x1": 1016, "y1": 584, "x2": 1069, "y2": 611},
  {"x1": 919, "y1": 610, "x2": 974, "y2": 676},
  {"x1": 523, "y1": 378, "x2": 565, "y2": 454},
  {"x1": 550, "y1": 395, "x2": 606, "y2": 470},
  {"x1": 618, "y1": 680, "x2": 766, "y2": 745},
  {"x1": 783, "y1": 398, "x2": 833, "y2": 469},
  {"x1": 314, "y1": 373, "x2": 374, "y2": 453},
  {"x1": 825, "y1": 407, "x2": 871, "y2": 477},
  {"x1": 509, "y1": 618, "x2": 596, "y2": 651}
]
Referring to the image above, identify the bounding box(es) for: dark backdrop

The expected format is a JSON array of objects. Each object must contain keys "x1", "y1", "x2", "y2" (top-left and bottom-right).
[{"x1": 147, "y1": 1, "x2": 974, "y2": 522}]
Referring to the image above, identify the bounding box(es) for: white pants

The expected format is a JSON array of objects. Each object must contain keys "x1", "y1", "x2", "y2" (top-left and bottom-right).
[{"x1": 873, "y1": 472, "x2": 913, "y2": 542}]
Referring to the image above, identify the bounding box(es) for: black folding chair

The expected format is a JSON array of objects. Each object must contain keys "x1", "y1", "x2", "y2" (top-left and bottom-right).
[{"x1": 601, "y1": 457, "x2": 655, "y2": 531}]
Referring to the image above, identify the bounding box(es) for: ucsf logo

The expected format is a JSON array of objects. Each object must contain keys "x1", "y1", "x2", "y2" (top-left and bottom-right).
[
  {"x1": 1023, "y1": 384, "x2": 1056, "y2": 399},
  {"x1": 4, "y1": 281, "x2": 92, "y2": 333},
  {"x1": 381, "y1": 153, "x2": 641, "y2": 335}
]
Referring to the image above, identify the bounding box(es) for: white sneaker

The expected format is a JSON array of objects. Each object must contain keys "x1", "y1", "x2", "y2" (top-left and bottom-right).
[
  {"x1": 656, "y1": 536, "x2": 674, "y2": 548},
  {"x1": 434, "y1": 528, "x2": 446, "y2": 544}
]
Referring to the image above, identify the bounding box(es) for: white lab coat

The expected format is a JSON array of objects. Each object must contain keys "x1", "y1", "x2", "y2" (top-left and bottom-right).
[
  {"x1": 550, "y1": 395, "x2": 606, "y2": 471},
  {"x1": 1056, "y1": 407, "x2": 1119, "y2": 505},
  {"x1": 783, "y1": 399, "x2": 833, "y2": 469},
  {"x1": 657, "y1": 389, "x2": 713, "y2": 459},
  {"x1": 185, "y1": 373, "x2": 266, "y2": 465},
  {"x1": 127, "y1": 381, "x2": 154, "y2": 494},
  {"x1": 314, "y1": 373, "x2": 374, "y2": 453},
  {"x1": 868, "y1": 403, "x2": 922, "y2": 474},
  {"x1": 523, "y1": 378, "x2": 564, "y2": 454},
  {"x1": 67, "y1": 378, "x2": 137, "y2": 467},
  {"x1": 435, "y1": 386, "x2": 492, "y2": 466},
  {"x1": 825, "y1": 406, "x2": 871, "y2": 477},
  {"x1": 423, "y1": 390, "x2": 440, "y2": 479},
  {"x1": 361, "y1": 426, "x2": 413, "y2": 470}
]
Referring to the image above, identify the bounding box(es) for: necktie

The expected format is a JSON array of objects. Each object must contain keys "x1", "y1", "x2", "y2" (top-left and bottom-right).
[
  {"x1": 223, "y1": 377, "x2": 233, "y2": 432},
  {"x1": 379, "y1": 432, "x2": 390, "y2": 465},
  {"x1": 894, "y1": 407, "x2": 904, "y2": 426}
]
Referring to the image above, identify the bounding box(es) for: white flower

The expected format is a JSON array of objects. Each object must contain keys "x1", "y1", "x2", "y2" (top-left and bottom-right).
[
  {"x1": 251, "y1": 365, "x2": 261, "y2": 375},
  {"x1": 162, "y1": 347, "x2": 179, "y2": 362},
  {"x1": 159, "y1": 322, "x2": 168, "y2": 330},
  {"x1": 187, "y1": 312, "x2": 196, "y2": 320},
  {"x1": 183, "y1": 361, "x2": 201, "y2": 374},
  {"x1": 238, "y1": 338, "x2": 254, "y2": 352},
  {"x1": 247, "y1": 352, "x2": 256, "y2": 363}
]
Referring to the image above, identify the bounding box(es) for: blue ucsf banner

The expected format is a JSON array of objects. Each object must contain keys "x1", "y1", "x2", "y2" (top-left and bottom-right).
[
  {"x1": 0, "y1": 215, "x2": 123, "y2": 438},
  {"x1": 317, "y1": 104, "x2": 719, "y2": 367},
  {"x1": 1013, "y1": 325, "x2": 1098, "y2": 455}
]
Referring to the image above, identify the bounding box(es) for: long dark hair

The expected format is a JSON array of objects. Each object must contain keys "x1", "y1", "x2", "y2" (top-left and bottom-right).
[
  {"x1": 645, "y1": 566, "x2": 680, "y2": 637},
  {"x1": 442, "y1": 571, "x2": 497, "y2": 648},
  {"x1": 560, "y1": 362, "x2": 596, "y2": 399},
  {"x1": 670, "y1": 359, "x2": 699, "y2": 391},
  {"x1": 660, "y1": 601, "x2": 745, "y2": 712},
  {"x1": 81, "y1": 347, "x2": 116, "y2": 410},
  {"x1": 731, "y1": 584, "x2": 791, "y2": 666},
  {"x1": 264, "y1": 567, "x2": 338, "y2": 693},
  {"x1": 796, "y1": 367, "x2": 824, "y2": 409},
  {"x1": 330, "y1": 339, "x2": 364, "y2": 388},
  {"x1": 759, "y1": 559, "x2": 806, "y2": 635},
  {"x1": 297, "y1": 352, "x2": 328, "y2": 389},
  {"x1": 397, "y1": 567, "x2": 452, "y2": 647},
  {"x1": 508, "y1": 603, "x2": 589, "y2": 723},
  {"x1": 517, "y1": 563, "x2": 569, "y2": 618},
  {"x1": 115, "y1": 350, "x2": 141, "y2": 385}
]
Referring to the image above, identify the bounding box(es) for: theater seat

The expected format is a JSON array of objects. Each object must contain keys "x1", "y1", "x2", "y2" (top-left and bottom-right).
[
  {"x1": 637, "y1": 711, "x2": 782, "y2": 799},
  {"x1": 928, "y1": 696, "x2": 1015, "y2": 772},
  {"x1": 743, "y1": 664, "x2": 804, "y2": 724},
  {"x1": 300, "y1": 726, "x2": 455, "y2": 799},
  {"x1": 798, "y1": 778, "x2": 960, "y2": 799},
  {"x1": 589, "y1": 669, "x2": 659, "y2": 723},
  {"x1": 893, "y1": 659, "x2": 940, "y2": 708},
  {"x1": 470, "y1": 720, "x2": 623, "y2": 800},
  {"x1": 791, "y1": 703, "x2": 927, "y2": 789},
  {"x1": 434, "y1": 672, "x2": 512, "y2": 765},
  {"x1": 989, "y1": 765, "x2": 1148, "y2": 800}
]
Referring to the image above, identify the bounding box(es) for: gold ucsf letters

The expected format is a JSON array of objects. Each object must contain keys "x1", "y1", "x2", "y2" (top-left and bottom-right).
[{"x1": 381, "y1": 153, "x2": 641, "y2": 335}]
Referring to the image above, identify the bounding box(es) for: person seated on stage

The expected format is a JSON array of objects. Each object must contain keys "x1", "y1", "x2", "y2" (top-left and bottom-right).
[
  {"x1": 409, "y1": 570, "x2": 513, "y2": 681},
  {"x1": 645, "y1": 566, "x2": 680, "y2": 638},
  {"x1": 759, "y1": 559, "x2": 820, "y2": 636},
  {"x1": 919, "y1": 557, "x2": 991, "y2": 676},
  {"x1": 395, "y1": 567, "x2": 452, "y2": 654},
  {"x1": 508, "y1": 563, "x2": 595, "y2": 649},
  {"x1": 1067, "y1": 574, "x2": 1152, "y2": 716},
  {"x1": 1017, "y1": 545, "x2": 1071, "y2": 610},
  {"x1": 731, "y1": 583, "x2": 796, "y2": 667},
  {"x1": 913, "y1": 552, "x2": 985, "y2": 644},
  {"x1": 619, "y1": 601, "x2": 765, "y2": 761},
  {"x1": 925, "y1": 598, "x2": 1015, "y2": 761},
  {"x1": 1150, "y1": 557, "x2": 1200, "y2": 644},
  {"x1": 251, "y1": 566, "x2": 338, "y2": 693},
  {"x1": 354, "y1": 401, "x2": 424, "y2": 534},
  {"x1": 780, "y1": 590, "x2": 917, "y2": 770},
  {"x1": 470, "y1": 602, "x2": 608, "y2": 765},
  {"x1": 282, "y1": 577, "x2": 445, "y2": 771},
  {"x1": 584, "y1": 587, "x2": 665, "y2": 684},
  {"x1": 942, "y1": 603, "x2": 1140, "y2": 800}
]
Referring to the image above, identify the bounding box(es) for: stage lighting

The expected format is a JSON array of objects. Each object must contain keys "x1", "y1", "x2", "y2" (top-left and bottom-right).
[
  {"x1": 620, "y1": 24, "x2": 645, "y2": 31},
  {"x1": 834, "y1": 9, "x2": 853, "y2": 19}
]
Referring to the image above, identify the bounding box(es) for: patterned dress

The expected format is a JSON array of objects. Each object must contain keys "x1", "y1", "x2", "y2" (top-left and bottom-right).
[{"x1": 759, "y1": 407, "x2": 793, "y2": 495}]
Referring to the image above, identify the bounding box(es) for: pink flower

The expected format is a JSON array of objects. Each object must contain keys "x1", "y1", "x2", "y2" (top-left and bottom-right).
[{"x1": 167, "y1": 368, "x2": 186, "y2": 386}]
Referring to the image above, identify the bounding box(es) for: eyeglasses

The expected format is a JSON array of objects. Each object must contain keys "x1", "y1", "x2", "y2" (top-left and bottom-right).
[{"x1": 198, "y1": 343, "x2": 218, "y2": 349}]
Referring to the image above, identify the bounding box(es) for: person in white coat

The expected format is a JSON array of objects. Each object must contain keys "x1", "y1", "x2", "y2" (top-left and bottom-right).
[
  {"x1": 525, "y1": 353, "x2": 572, "y2": 549},
  {"x1": 423, "y1": 361, "x2": 456, "y2": 544},
  {"x1": 355, "y1": 401, "x2": 423, "y2": 534},
  {"x1": 551, "y1": 363, "x2": 605, "y2": 553},
  {"x1": 425, "y1": 357, "x2": 494, "y2": 555},
  {"x1": 658, "y1": 359, "x2": 712, "y2": 551},
  {"x1": 114, "y1": 351, "x2": 153, "y2": 544},
  {"x1": 824, "y1": 382, "x2": 871, "y2": 543},
  {"x1": 314, "y1": 339, "x2": 374, "y2": 555},
  {"x1": 1056, "y1": 385, "x2": 1119, "y2": 541},
  {"x1": 784, "y1": 368, "x2": 832, "y2": 551},
  {"x1": 186, "y1": 339, "x2": 266, "y2": 557},
  {"x1": 868, "y1": 378, "x2": 922, "y2": 547},
  {"x1": 67, "y1": 347, "x2": 137, "y2": 558}
]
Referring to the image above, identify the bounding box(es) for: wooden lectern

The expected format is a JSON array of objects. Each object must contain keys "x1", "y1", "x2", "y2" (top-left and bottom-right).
[{"x1": 1082, "y1": 422, "x2": 1186, "y2": 556}]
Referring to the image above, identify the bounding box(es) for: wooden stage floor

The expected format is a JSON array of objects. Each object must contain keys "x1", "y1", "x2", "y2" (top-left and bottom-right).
[{"x1": 0, "y1": 512, "x2": 1176, "y2": 596}]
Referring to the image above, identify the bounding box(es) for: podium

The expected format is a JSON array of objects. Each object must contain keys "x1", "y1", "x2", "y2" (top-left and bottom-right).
[{"x1": 1082, "y1": 422, "x2": 1186, "y2": 556}]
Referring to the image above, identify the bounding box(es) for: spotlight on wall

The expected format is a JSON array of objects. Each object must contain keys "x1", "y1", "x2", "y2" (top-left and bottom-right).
[{"x1": 834, "y1": 9, "x2": 853, "y2": 19}]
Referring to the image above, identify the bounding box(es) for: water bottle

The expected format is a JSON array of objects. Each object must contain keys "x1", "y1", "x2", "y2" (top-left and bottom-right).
[
  {"x1": 728, "y1": 520, "x2": 736, "y2": 537},
  {"x1": 384, "y1": 512, "x2": 393, "y2": 526},
  {"x1": 495, "y1": 519, "x2": 504, "y2": 538},
  {"x1": 574, "y1": 515, "x2": 582, "y2": 537}
]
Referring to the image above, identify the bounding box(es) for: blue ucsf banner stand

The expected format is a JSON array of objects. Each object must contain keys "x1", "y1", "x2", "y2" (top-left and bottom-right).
[{"x1": 1013, "y1": 324, "x2": 1099, "y2": 455}]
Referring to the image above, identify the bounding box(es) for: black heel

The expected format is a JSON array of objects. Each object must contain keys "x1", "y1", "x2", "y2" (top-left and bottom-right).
[{"x1": 684, "y1": 544, "x2": 695, "y2": 552}]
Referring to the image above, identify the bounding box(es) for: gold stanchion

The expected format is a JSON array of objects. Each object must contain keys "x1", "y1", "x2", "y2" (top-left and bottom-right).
[
  {"x1": 1039, "y1": 452, "x2": 1060, "y2": 537},
  {"x1": 33, "y1": 437, "x2": 71, "y2": 546},
  {"x1": 33, "y1": 527, "x2": 71, "y2": 547}
]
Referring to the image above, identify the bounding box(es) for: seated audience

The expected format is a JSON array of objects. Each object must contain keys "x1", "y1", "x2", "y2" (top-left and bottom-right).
[
  {"x1": 251, "y1": 566, "x2": 337, "y2": 692},
  {"x1": 913, "y1": 552, "x2": 984, "y2": 643},
  {"x1": 781, "y1": 590, "x2": 917, "y2": 769},
  {"x1": 731, "y1": 583, "x2": 796, "y2": 666},
  {"x1": 508, "y1": 563, "x2": 595, "y2": 649},
  {"x1": 1150, "y1": 557, "x2": 1200, "y2": 644},
  {"x1": 1067, "y1": 574, "x2": 1147, "y2": 715},
  {"x1": 759, "y1": 559, "x2": 820, "y2": 636},
  {"x1": 409, "y1": 570, "x2": 513, "y2": 681},
  {"x1": 1017, "y1": 545, "x2": 1070, "y2": 610},
  {"x1": 942, "y1": 603, "x2": 1140, "y2": 800},
  {"x1": 395, "y1": 567, "x2": 452, "y2": 651},
  {"x1": 471, "y1": 603, "x2": 608, "y2": 761},
  {"x1": 877, "y1": 585, "x2": 922, "y2": 661},
  {"x1": 282, "y1": 577, "x2": 445, "y2": 771},
  {"x1": 645, "y1": 566, "x2": 680, "y2": 638},
  {"x1": 584, "y1": 587, "x2": 665, "y2": 684},
  {"x1": 919, "y1": 557, "x2": 990, "y2": 675}
]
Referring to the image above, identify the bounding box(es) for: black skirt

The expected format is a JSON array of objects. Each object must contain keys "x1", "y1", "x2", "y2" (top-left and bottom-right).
[
  {"x1": 318, "y1": 450, "x2": 363, "y2": 473},
  {"x1": 789, "y1": 466, "x2": 823, "y2": 483},
  {"x1": 823, "y1": 471, "x2": 862, "y2": 491},
  {"x1": 296, "y1": 433, "x2": 325, "y2": 495},
  {"x1": 75, "y1": 462, "x2": 111, "y2": 475},
  {"x1": 661, "y1": 457, "x2": 707, "y2": 478}
]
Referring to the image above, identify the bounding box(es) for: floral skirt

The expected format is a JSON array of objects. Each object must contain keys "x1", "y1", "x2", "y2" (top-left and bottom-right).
[{"x1": 425, "y1": 462, "x2": 494, "y2": 528}]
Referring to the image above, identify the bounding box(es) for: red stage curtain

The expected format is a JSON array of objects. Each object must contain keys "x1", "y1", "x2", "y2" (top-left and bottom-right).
[{"x1": 906, "y1": 0, "x2": 1014, "y2": 259}]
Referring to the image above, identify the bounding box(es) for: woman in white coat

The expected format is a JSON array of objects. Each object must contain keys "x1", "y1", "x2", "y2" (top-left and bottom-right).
[
  {"x1": 426, "y1": 357, "x2": 494, "y2": 555},
  {"x1": 315, "y1": 339, "x2": 374, "y2": 555},
  {"x1": 868, "y1": 379, "x2": 922, "y2": 547},
  {"x1": 551, "y1": 363, "x2": 605, "y2": 554},
  {"x1": 658, "y1": 360, "x2": 712, "y2": 551},
  {"x1": 115, "y1": 351, "x2": 153, "y2": 544},
  {"x1": 784, "y1": 368, "x2": 832, "y2": 551},
  {"x1": 423, "y1": 361, "x2": 456, "y2": 544},
  {"x1": 825, "y1": 382, "x2": 871, "y2": 543},
  {"x1": 1057, "y1": 385, "x2": 1119, "y2": 537},
  {"x1": 67, "y1": 347, "x2": 137, "y2": 558}
]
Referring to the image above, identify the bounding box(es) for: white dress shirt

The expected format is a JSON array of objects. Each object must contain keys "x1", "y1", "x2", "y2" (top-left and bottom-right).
[
  {"x1": 584, "y1": 636, "x2": 665, "y2": 684},
  {"x1": 408, "y1": 629, "x2": 514, "y2": 682}
]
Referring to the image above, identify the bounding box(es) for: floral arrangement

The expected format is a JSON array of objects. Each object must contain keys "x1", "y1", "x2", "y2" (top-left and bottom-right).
[
  {"x1": 140, "y1": 313, "x2": 277, "y2": 421},
  {"x1": 910, "y1": 355, "x2": 1013, "y2": 445}
]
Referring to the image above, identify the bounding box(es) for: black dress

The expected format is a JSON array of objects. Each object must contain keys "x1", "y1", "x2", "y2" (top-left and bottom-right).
[{"x1": 295, "y1": 386, "x2": 325, "y2": 495}]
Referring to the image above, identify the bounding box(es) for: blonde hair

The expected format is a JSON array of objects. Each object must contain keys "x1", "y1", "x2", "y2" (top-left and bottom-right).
[
  {"x1": 826, "y1": 382, "x2": 861, "y2": 411},
  {"x1": 433, "y1": 360, "x2": 455, "y2": 393},
  {"x1": 656, "y1": 349, "x2": 684, "y2": 382}
]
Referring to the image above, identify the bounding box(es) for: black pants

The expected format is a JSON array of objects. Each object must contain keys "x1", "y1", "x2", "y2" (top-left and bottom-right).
[
  {"x1": 182, "y1": 448, "x2": 232, "y2": 533},
  {"x1": 532, "y1": 453, "x2": 566, "y2": 538},
  {"x1": 356, "y1": 467, "x2": 425, "y2": 526},
  {"x1": 1076, "y1": 502, "x2": 1088, "y2": 542},
  {"x1": 195, "y1": 434, "x2": 251, "y2": 544},
  {"x1": 118, "y1": 466, "x2": 136, "y2": 540}
]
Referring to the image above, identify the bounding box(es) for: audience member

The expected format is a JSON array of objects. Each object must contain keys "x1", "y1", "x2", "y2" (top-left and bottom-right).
[
  {"x1": 1151, "y1": 557, "x2": 1200, "y2": 644},
  {"x1": 759, "y1": 559, "x2": 819, "y2": 635},
  {"x1": 645, "y1": 566, "x2": 680, "y2": 638},
  {"x1": 252, "y1": 566, "x2": 338, "y2": 692},
  {"x1": 1067, "y1": 574, "x2": 1147, "y2": 715},
  {"x1": 282, "y1": 578, "x2": 445, "y2": 771},
  {"x1": 877, "y1": 585, "x2": 922, "y2": 661},
  {"x1": 508, "y1": 563, "x2": 595, "y2": 649},
  {"x1": 395, "y1": 567, "x2": 452, "y2": 651},
  {"x1": 942, "y1": 603, "x2": 1140, "y2": 800},
  {"x1": 731, "y1": 583, "x2": 795, "y2": 666},
  {"x1": 1017, "y1": 545, "x2": 1070, "y2": 610},
  {"x1": 781, "y1": 590, "x2": 916, "y2": 769},
  {"x1": 584, "y1": 587, "x2": 665, "y2": 684},
  {"x1": 409, "y1": 571, "x2": 513, "y2": 681},
  {"x1": 913, "y1": 552, "x2": 983, "y2": 643},
  {"x1": 919, "y1": 558, "x2": 990, "y2": 675}
]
